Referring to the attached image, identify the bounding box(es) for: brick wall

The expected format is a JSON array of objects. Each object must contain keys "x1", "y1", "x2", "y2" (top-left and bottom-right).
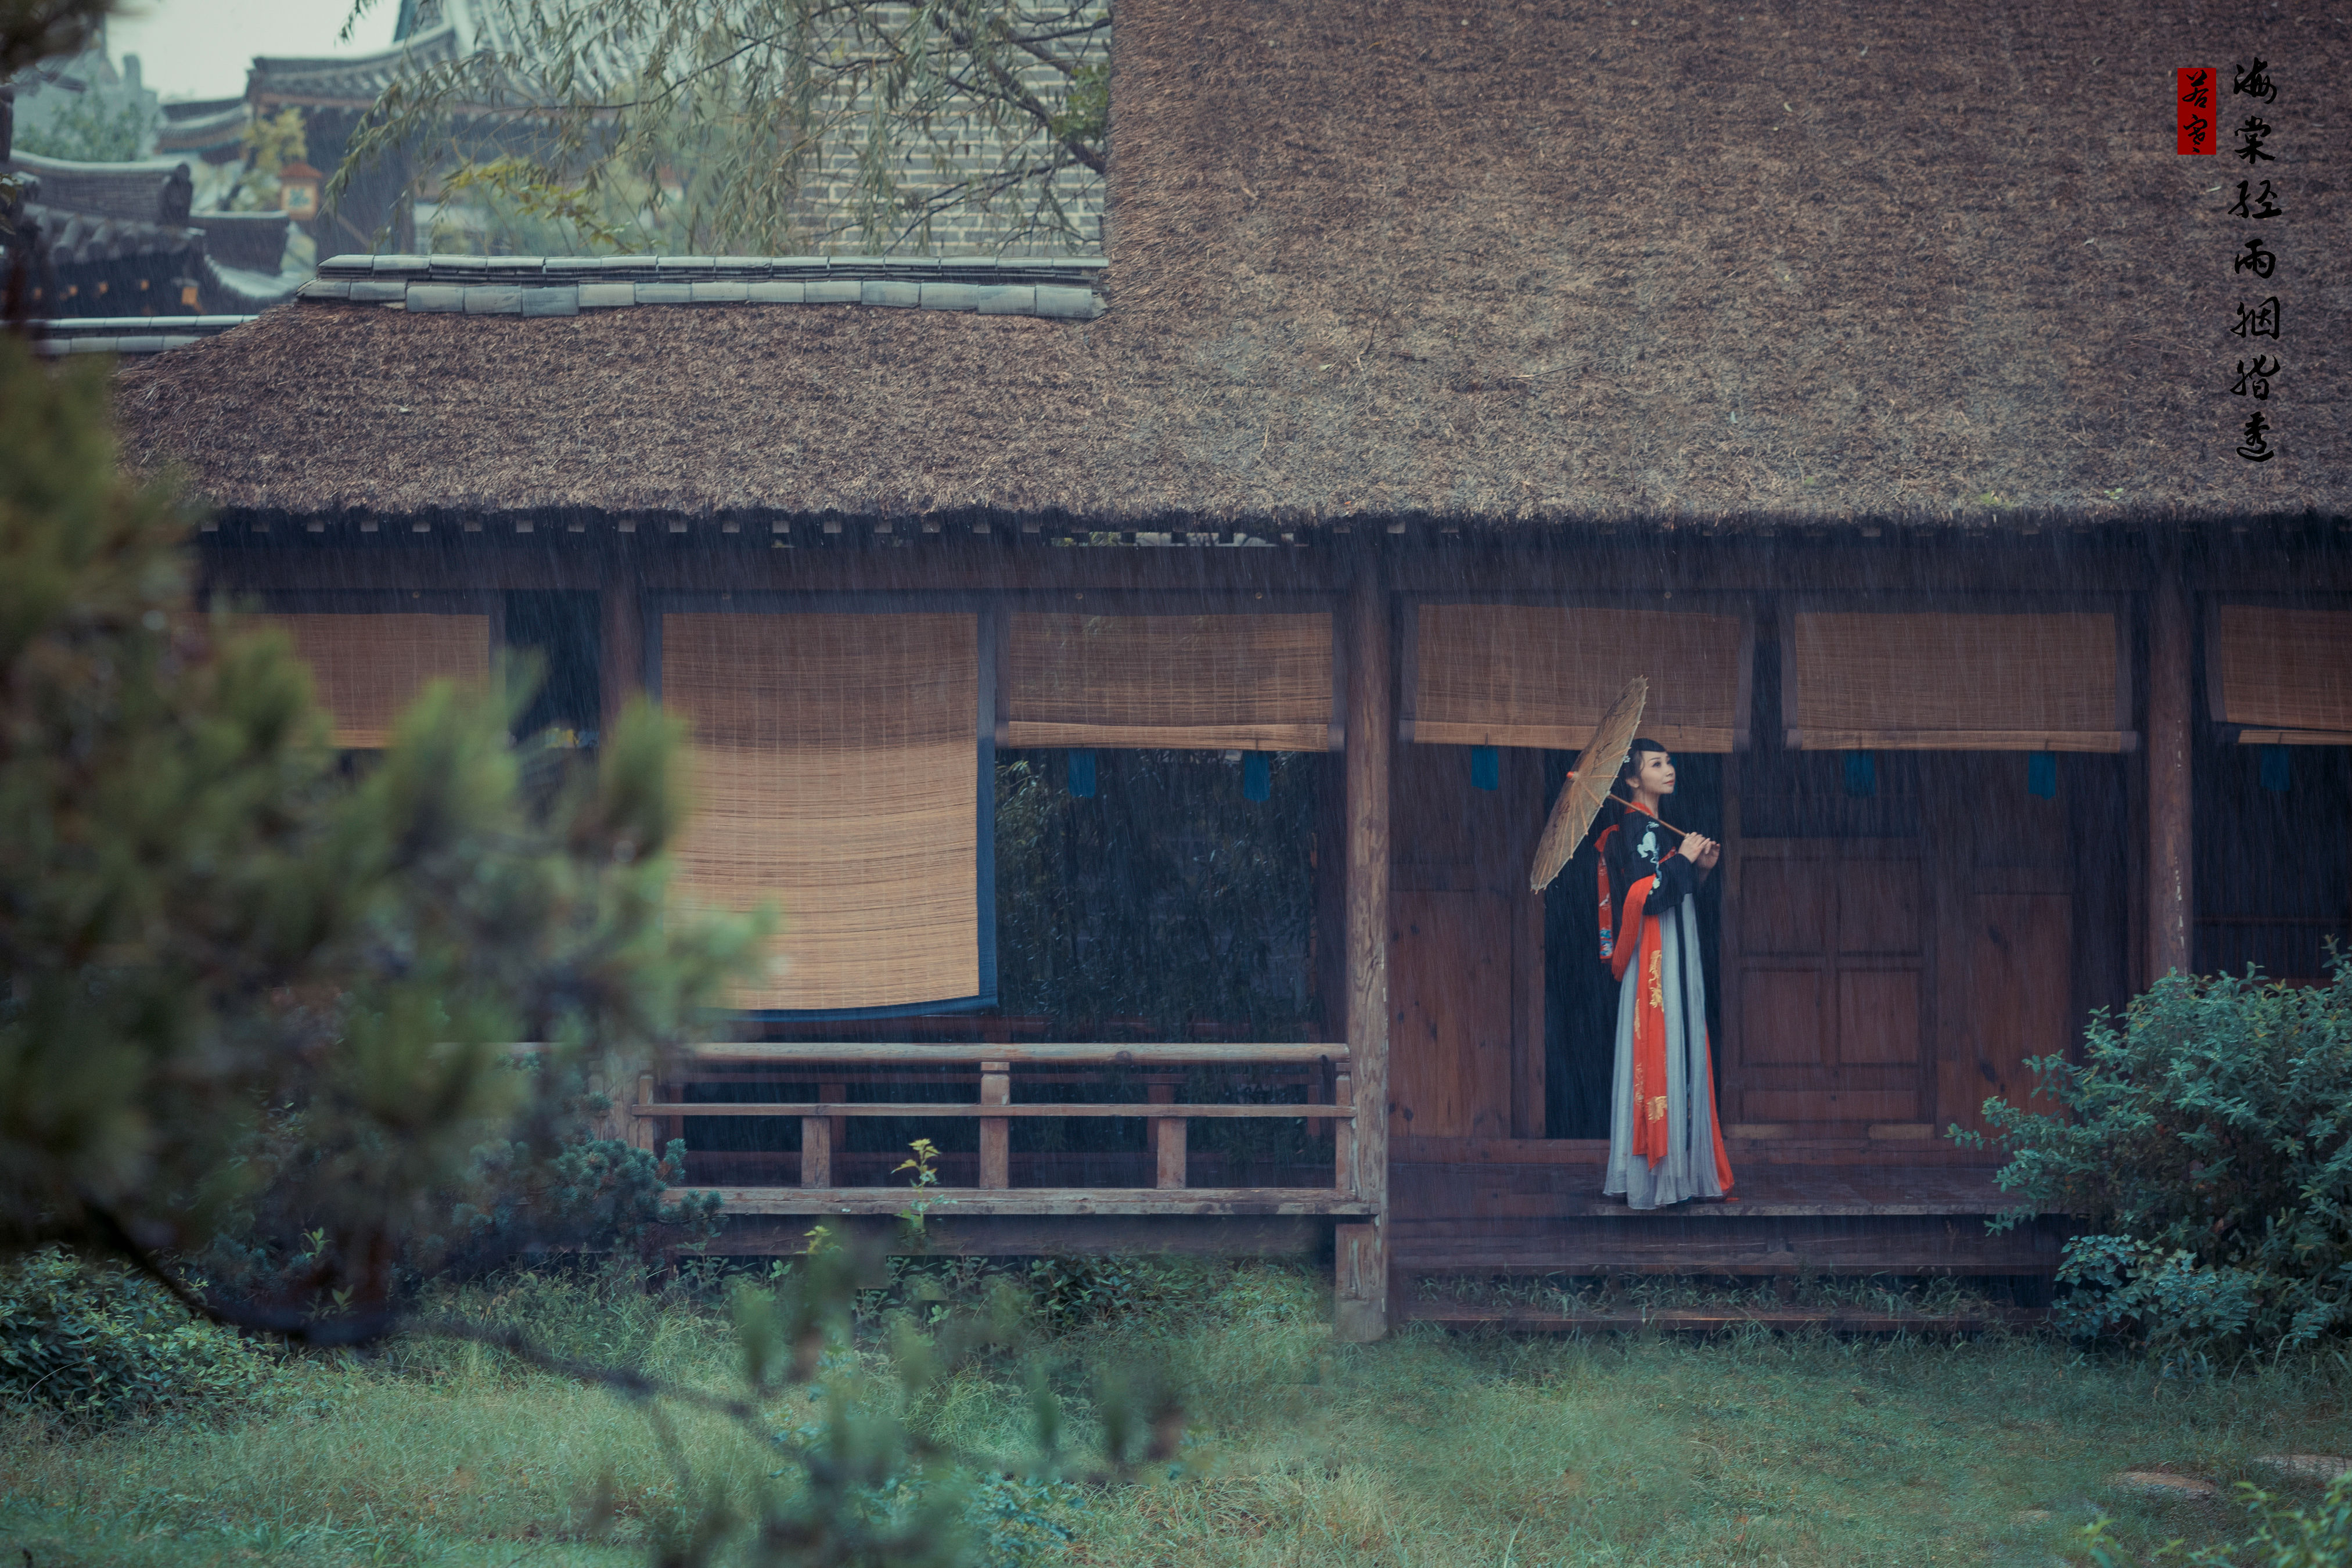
[{"x1": 783, "y1": 17, "x2": 1106, "y2": 258}]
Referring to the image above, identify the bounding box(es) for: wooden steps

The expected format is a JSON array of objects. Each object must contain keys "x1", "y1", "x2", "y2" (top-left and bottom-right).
[
  {"x1": 1389, "y1": 1160, "x2": 2071, "y2": 1277},
  {"x1": 1389, "y1": 1215, "x2": 2069, "y2": 1275},
  {"x1": 1398, "y1": 1300, "x2": 2048, "y2": 1333}
]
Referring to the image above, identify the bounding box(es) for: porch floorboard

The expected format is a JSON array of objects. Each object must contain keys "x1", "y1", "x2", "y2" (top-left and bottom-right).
[
  {"x1": 1397, "y1": 1301, "x2": 2049, "y2": 1333},
  {"x1": 1395, "y1": 1160, "x2": 2026, "y2": 1220}
]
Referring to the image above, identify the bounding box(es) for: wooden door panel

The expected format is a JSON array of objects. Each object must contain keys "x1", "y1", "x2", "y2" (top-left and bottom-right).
[
  {"x1": 1739, "y1": 968, "x2": 1829, "y2": 1066},
  {"x1": 1838, "y1": 969, "x2": 1922, "y2": 1064},
  {"x1": 1389, "y1": 890, "x2": 1513, "y2": 1139},
  {"x1": 1729, "y1": 839, "x2": 1927, "y2": 1123},
  {"x1": 1944, "y1": 893, "x2": 2072, "y2": 1135},
  {"x1": 1838, "y1": 861, "x2": 1922, "y2": 954},
  {"x1": 1739, "y1": 857, "x2": 1829, "y2": 955}
]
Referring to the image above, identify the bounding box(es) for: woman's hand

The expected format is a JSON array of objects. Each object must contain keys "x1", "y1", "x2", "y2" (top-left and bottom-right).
[
  {"x1": 1696, "y1": 840, "x2": 1722, "y2": 871},
  {"x1": 1677, "y1": 833, "x2": 1718, "y2": 865}
]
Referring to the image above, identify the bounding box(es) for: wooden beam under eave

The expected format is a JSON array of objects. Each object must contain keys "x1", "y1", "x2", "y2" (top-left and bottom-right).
[
  {"x1": 2146, "y1": 563, "x2": 2193, "y2": 980},
  {"x1": 1334, "y1": 553, "x2": 1393, "y2": 1342}
]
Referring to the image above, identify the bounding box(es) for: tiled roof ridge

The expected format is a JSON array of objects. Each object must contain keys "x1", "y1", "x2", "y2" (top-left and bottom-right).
[
  {"x1": 297, "y1": 251, "x2": 1108, "y2": 321},
  {"x1": 31, "y1": 315, "x2": 257, "y2": 358}
]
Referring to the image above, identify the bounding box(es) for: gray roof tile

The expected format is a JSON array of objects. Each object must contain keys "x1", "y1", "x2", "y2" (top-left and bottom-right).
[
  {"x1": 300, "y1": 253, "x2": 1105, "y2": 323},
  {"x1": 976, "y1": 285, "x2": 1038, "y2": 315},
  {"x1": 1033, "y1": 285, "x2": 1105, "y2": 320}
]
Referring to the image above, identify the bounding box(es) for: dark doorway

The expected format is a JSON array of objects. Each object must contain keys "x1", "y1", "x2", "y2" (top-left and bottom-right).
[{"x1": 504, "y1": 591, "x2": 602, "y2": 745}]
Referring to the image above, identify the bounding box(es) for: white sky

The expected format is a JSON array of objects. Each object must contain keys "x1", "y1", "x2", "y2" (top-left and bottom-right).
[{"x1": 107, "y1": 0, "x2": 398, "y2": 103}]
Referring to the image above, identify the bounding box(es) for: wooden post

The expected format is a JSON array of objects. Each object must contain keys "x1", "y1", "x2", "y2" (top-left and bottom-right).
[
  {"x1": 978, "y1": 1060, "x2": 1011, "y2": 1189},
  {"x1": 1334, "y1": 1222, "x2": 1380, "y2": 1328},
  {"x1": 1306, "y1": 1059, "x2": 1330, "y2": 1141},
  {"x1": 1510, "y1": 747, "x2": 1548, "y2": 1138},
  {"x1": 631, "y1": 1072, "x2": 656, "y2": 1155},
  {"x1": 1335, "y1": 559, "x2": 1392, "y2": 1343},
  {"x1": 588, "y1": 1053, "x2": 625, "y2": 1143},
  {"x1": 600, "y1": 584, "x2": 644, "y2": 735},
  {"x1": 1148, "y1": 1079, "x2": 1186, "y2": 1189},
  {"x1": 799, "y1": 1117, "x2": 832, "y2": 1188},
  {"x1": 2148, "y1": 563, "x2": 2193, "y2": 980},
  {"x1": 1332, "y1": 1063, "x2": 1357, "y2": 1192},
  {"x1": 819, "y1": 1081, "x2": 847, "y2": 1161}
]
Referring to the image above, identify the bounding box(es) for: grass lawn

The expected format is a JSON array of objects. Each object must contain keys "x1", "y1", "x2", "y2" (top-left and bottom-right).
[{"x1": 3, "y1": 1259, "x2": 2348, "y2": 1567}]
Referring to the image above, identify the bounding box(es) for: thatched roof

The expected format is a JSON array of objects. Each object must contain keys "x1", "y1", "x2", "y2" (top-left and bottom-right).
[{"x1": 116, "y1": 0, "x2": 2352, "y2": 534}]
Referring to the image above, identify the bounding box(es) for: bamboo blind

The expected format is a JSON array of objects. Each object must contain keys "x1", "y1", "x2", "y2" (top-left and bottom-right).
[
  {"x1": 1005, "y1": 612, "x2": 1335, "y2": 751},
  {"x1": 662, "y1": 613, "x2": 980, "y2": 1013},
  {"x1": 1787, "y1": 612, "x2": 2128, "y2": 751},
  {"x1": 260, "y1": 612, "x2": 491, "y2": 749},
  {"x1": 2211, "y1": 605, "x2": 2352, "y2": 744},
  {"x1": 1409, "y1": 604, "x2": 1747, "y2": 751}
]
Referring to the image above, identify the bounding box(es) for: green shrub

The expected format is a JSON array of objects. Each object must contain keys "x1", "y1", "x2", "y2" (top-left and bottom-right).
[
  {"x1": 193, "y1": 1096, "x2": 723, "y2": 1314},
  {"x1": 440, "y1": 1132, "x2": 724, "y2": 1272},
  {"x1": 2084, "y1": 1470, "x2": 2352, "y2": 1566},
  {"x1": 1958, "y1": 957, "x2": 2352, "y2": 1361},
  {"x1": 1025, "y1": 1254, "x2": 1178, "y2": 1333},
  {"x1": 0, "y1": 1246, "x2": 272, "y2": 1428}
]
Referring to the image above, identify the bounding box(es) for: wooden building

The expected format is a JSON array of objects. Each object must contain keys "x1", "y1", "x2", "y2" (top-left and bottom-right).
[
  {"x1": 0, "y1": 149, "x2": 301, "y2": 315},
  {"x1": 113, "y1": 0, "x2": 2351, "y2": 1338}
]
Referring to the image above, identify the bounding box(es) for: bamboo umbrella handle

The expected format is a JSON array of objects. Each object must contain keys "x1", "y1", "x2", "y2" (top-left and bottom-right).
[{"x1": 1606, "y1": 791, "x2": 1694, "y2": 841}]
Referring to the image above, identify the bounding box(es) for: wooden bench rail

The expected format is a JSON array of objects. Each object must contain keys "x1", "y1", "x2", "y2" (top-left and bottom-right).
[
  {"x1": 710, "y1": 1188, "x2": 1378, "y2": 1217},
  {"x1": 683, "y1": 1042, "x2": 1347, "y2": 1066},
  {"x1": 628, "y1": 1044, "x2": 1362, "y2": 1200},
  {"x1": 635, "y1": 1102, "x2": 1352, "y2": 1119}
]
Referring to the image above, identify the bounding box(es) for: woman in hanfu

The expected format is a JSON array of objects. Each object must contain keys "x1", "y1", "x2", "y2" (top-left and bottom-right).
[{"x1": 1594, "y1": 739, "x2": 1735, "y2": 1209}]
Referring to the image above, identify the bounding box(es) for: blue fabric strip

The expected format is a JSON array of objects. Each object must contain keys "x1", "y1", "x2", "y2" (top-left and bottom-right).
[
  {"x1": 1842, "y1": 750, "x2": 1877, "y2": 799},
  {"x1": 2261, "y1": 744, "x2": 2292, "y2": 793},
  {"x1": 1242, "y1": 751, "x2": 1271, "y2": 802},
  {"x1": 1470, "y1": 745, "x2": 1500, "y2": 791}
]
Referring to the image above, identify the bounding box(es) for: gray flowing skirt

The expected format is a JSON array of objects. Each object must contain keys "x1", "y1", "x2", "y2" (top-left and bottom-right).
[{"x1": 1603, "y1": 896, "x2": 1728, "y2": 1210}]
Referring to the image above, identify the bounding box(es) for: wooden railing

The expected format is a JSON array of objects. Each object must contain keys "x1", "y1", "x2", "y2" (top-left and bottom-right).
[{"x1": 624, "y1": 1042, "x2": 1370, "y2": 1217}]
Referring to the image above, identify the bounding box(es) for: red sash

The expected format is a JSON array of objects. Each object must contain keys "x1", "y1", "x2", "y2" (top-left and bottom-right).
[{"x1": 1609, "y1": 823, "x2": 1735, "y2": 1189}]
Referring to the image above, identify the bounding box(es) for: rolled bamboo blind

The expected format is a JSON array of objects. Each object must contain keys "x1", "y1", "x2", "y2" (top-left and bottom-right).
[
  {"x1": 1787, "y1": 612, "x2": 2129, "y2": 751},
  {"x1": 1005, "y1": 612, "x2": 1335, "y2": 751},
  {"x1": 661, "y1": 612, "x2": 980, "y2": 1013},
  {"x1": 259, "y1": 612, "x2": 491, "y2": 749},
  {"x1": 2210, "y1": 604, "x2": 2352, "y2": 744},
  {"x1": 1409, "y1": 604, "x2": 1747, "y2": 751}
]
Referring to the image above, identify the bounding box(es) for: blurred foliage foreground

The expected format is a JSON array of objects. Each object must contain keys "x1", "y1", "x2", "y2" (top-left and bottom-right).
[{"x1": 0, "y1": 313, "x2": 1177, "y2": 1562}]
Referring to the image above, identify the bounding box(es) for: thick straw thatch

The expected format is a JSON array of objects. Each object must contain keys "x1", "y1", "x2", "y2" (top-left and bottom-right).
[{"x1": 114, "y1": 0, "x2": 2351, "y2": 532}]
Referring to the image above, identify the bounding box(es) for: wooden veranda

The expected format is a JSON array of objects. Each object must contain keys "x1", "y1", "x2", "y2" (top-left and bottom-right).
[{"x1": 182, "y1": 527, "x2": 2350, "y2": 1342}]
